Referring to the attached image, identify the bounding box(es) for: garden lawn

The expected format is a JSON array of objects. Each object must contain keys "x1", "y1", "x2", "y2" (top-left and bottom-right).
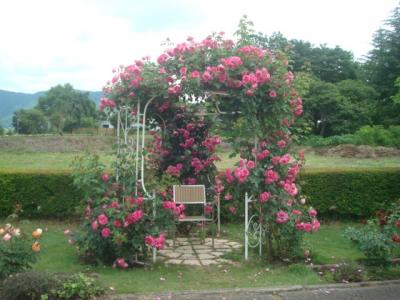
[{"x1": 2, "y1": 219, "x2": 376, "y2": 294}]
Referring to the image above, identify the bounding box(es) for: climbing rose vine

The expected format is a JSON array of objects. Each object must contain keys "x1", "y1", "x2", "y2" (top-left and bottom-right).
[{"x1": 74, "y1": 22, "x2": 319, "y2": 264}]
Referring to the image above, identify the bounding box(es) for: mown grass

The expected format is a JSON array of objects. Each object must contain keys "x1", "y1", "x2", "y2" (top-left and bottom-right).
[
  {"x1": 2, "y1": 220, "x2": 375, "y2": 294},
  {"x1": 1, "y1": 151, "x2": 400, "y2": 172}
]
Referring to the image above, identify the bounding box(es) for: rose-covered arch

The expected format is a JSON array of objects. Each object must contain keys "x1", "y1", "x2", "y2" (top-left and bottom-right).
[{"x1": 88, "y1": 31, "x2": 319, "y2": 265}]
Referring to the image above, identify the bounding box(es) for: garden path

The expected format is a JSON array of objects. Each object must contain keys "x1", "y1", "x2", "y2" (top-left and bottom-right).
[{"x1": 157, "y1": 237, "x2": 242, "y2": 266}]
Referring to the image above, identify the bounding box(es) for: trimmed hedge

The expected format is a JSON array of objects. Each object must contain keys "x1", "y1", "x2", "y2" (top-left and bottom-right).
[
  {"x1": 299, "y1": 168, "x2": 400, "y2": 218},
  {"x1": 0, "y1": 168, "x2": 399, "y2": 219},
  {"x1": 0, "y1": 171, "x2": 82, "y2": 219}
]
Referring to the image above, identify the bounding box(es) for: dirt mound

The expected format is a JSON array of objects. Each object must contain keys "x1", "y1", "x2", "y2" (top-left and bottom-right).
[{"x1": 312, "y1": 144, "x2": 400, "y2": 158}]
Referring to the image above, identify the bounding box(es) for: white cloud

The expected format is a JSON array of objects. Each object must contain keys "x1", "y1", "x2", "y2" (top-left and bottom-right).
[{"x1": 0, "y1": 0, "x2": 398, "y2": 92}]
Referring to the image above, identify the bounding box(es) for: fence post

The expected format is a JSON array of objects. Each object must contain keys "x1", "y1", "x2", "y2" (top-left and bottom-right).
[{"x1": 245, "y1": 192, "x2": 248, "y2": 261}]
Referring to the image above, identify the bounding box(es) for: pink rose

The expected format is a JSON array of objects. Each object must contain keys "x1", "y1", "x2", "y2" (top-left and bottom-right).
[
  {"x1": 234, "y1": 167, "x2": 250, "y2": 183},
  {"x1": 276, "y1": 210, "x2": 289, "y2": 224},
  {"x1": 229, "y1": 206, "x2": 237, "y2": 214},
  {"x1": 101, "y1": 173, "x2": 110, "y2": 182},
  {"x1": 277, "y1": 140, "x2": 286, "y2": 149},
  {"x1": 116, "y1": 258, "x2": 128, "y2": 268},
  {"x1": 191, "y1": 70, "x2": 200, "y2": 78},
  {"x1": 292, "y1": 209, "x2": 302, "y2": 216},
  {"x1": 97, "y1": 214, "x2": 108, "y2": 225},
  {"x1": 308, "y1": 208, "x2": 317, "y2": 217},
  {"x1": 269, "y1": 90, "x2": 277, "y2": 98},
  {"x1": 224, "y1": 193, "x2": 233, "y2": 201},
  {"x1": 179, "y1": 67, "x2": 187, "y2": 75},
  {"x1": 101, "y1": 228, "x2": 111, "y2": 238},
  {"x1": 246, "y1": 160, "x2": 255, "y2": 169},
  {"x1": 2, "y1": 233, "x2": 12, "y2": 242},
  {"x1": 157, "y1": 53, "x2": 168, "y2": 64},
  {"x1": 279, "y1": 154, "x2": 291, "y2": 164},
  {"x1": 284, "y1": 182, "x2": 298, "y2": 196},
  {"x1": 311, "y1": 219, "x2": 320, "y2": 232},
  {"x1": 113, "y1": 220, "x2": 122, "y2": 228},
  {"x1": 91, "y1": 221, "x2": 98, "y2": 230},
  {"x1": 259, "y1": 192, "x2": 271, "y2": 203},
  {"x1": 265, "y1": 169, "x2": 279, "y2": 184},
  {"x1": 303, "y1": 223, "x2": 312, "y2": 233}
]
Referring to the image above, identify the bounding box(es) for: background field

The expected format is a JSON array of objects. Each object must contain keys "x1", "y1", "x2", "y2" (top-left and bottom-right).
[{"x1": 1, "y1": 135, "x2": 400, "y2": 172}]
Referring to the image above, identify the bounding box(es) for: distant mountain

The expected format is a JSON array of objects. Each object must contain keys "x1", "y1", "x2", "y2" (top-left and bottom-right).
[{"x1": 0, "y1": 89, "x2": 102, "y2": 128}]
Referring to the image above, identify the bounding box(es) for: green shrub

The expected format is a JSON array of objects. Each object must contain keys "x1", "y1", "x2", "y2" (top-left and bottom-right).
[
  {"x1": 303, "y1": 125, "x2": 400, "y2": 148},
  {"x1": 51, "y1": 272, "x2": 105, "y2": 300},
  {"x1": 345, "y1": 222, "x2": 393, "y2": 265},
  {"x1": 0, "y1": 271, "x2": 59, "y2": 300},
  {"x1": 300, "y1": 169, "x2": 400, "y2": 218},
  {"x1": 1, "y1": 168, "x2": 399, "y2": 220},
  {"x1": 345, "y1": 202, "x2": 400, "y2": 266},
  {"x1": 0, "y1": 271, "x2": 105, "y2": 300},
  {"x1": 0, "y1": 171, "x2": 83, "y2": 219}
]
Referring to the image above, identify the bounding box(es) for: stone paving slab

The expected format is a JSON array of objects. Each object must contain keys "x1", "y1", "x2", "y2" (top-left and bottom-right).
[{"x1": 158, "y1": 237, "x2": 242, "y2": 266}]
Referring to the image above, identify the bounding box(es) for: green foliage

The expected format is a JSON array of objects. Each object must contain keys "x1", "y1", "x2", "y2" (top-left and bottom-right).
[
  {"x1": 303, "y1": 125, "x2": 400, "y2": 148},
  {"x1": 0, "y1": 224, "x2": 38, "y2": 279},
  {"x1": 12, "y1": 108, "x2": 48, "y2": 134},
  {"x1": 0, "y1": 171, "x2": 82, "y2": 218},
  {"x1": 323, "y1": 262, "x2": 364, "y2": 283},
  {"x1": 36, "y1": 83, "x2": 98, "y2": 133},
  {"x1": 0, "y1": 271, "x2": 59, "y2": 300},
  {"x1": 0, "y1": 271, "x2": 105, "y2": 300},
  {"x1": 51, "y1": 272, "x2": 105, "y2": 300},
  {"x1": 365, "y1": 5, "x2": 400, "y2": 125},
  {"x1": 303, "y1": 79, "x2": 377, "y2": 136},
  {"x1": 300, "y1": 169, "x2": 400, "y2": 218},
  {"x1": 70, "y1": 152, "x2": 174, "y2": 266},
  {"x1": 345, "y1": 223, "x2": 393, "y2": 265},
  {"x1": 345, "y1": 203, "x2": 400, "y2": 266},
  {"x1": 0, "y1": 126, "x2": 4, "y2": 136}
]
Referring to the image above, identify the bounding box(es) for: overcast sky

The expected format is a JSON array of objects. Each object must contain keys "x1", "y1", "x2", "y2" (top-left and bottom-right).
[{"x1": 0, "y1": 0, "x2": 398, "y2": 93}]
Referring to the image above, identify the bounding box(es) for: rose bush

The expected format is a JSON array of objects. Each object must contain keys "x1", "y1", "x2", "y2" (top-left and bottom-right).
[{"x1": 0, "y1": 223, "x2": 42, "y2": 279}]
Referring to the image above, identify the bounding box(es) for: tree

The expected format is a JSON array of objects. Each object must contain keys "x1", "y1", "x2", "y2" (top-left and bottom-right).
[
  {"x1": 335, "y1": 79, "x2": 377, "y2": 132},
  {"x1": 302, "y1": 79, "x2": 376, "y2": 136},
  {"x1": 365, "y1": 5, "x2": 400, "y2": 125},
  {"x1": 36, "y1": 84, "x2": 97, "y2": 132},
  {"x1": 12, "y1": 109, "x2": 47, "y2": 134}
]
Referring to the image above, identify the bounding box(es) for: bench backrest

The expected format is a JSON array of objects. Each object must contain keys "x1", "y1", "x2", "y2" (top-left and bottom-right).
[{"x1": 173, "y1": 185, "x2": 206, "y2": 205}]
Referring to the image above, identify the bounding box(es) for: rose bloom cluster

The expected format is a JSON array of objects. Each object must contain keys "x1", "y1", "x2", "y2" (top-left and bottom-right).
[{"x1": 0, "y1": 224, "x2": 42, "y2": 252}]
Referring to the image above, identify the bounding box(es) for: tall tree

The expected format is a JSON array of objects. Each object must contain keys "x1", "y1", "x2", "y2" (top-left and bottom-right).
[
  {"x1": 12, "y1": 109, "x2": 47, "y2": 134},
  {"x1": 36, "y1": 84, "x2": 97, "y2": 132},
  {"x1": 365, "y1": 5, "x2": 400, "y2": 125}
]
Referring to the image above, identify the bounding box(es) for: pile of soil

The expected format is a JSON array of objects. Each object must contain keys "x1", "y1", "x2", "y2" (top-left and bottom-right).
[{"x1": 311, "y1": 144, "x2": 400, "y2": 158}]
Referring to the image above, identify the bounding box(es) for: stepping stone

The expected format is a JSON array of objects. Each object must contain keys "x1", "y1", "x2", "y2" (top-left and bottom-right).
[
  {"x1": 201, "y1": 259, "x2": 218, "y2": 266},
  {"x1": 195, "y1": 249, "x2": 213, "y2": 254},
  {"x1": 166, "y1": 259, "x2": 182, "y2": 265},
  {"x1": 179, "y1": 245, "x2": 193, "y2": 250},
  {"x1": 181, "y1": 254, "x2": 197, "y2": 259},
  {"x1": 231, "y1": 244, "x2": 242, "y2": 249},
  {"x1": 210, "y1": 251, "x2": 224, "y2": 257},
  {"x1": 180, "y1": 249, "x2": 195, "y2": 255},
  {"x1": 197, "y1": 253, "x2": 214, "y2": 260},
  {"x1": 183, "y1": 259, "x2": 201, "y2": 266},
  {"x1": 192, "y1": 245, "x2": 210, "y2": 250},
  {"x1": 164, "y1": 252, "x2": 182, "y2": 259}
]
